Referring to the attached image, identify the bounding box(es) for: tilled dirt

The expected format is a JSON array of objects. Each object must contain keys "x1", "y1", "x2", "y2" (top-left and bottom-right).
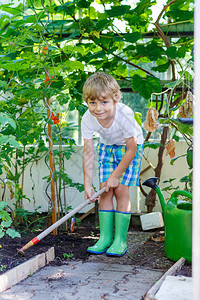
[{"x1": 0, "y1": 222, "x2": 192, "y2": 277}]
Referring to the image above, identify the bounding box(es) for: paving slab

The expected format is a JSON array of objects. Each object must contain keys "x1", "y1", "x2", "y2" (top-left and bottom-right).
[
  {"x1": 155, "y1": 275, "x2": 192, "y2": 300},
  {"x1": 0, "y1": 261, "x2": 163, "y2": 300}
]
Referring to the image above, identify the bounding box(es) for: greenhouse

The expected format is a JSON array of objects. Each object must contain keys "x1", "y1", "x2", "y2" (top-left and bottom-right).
[{"x1": 0, "y1": 0, "x2": 198, "y2": 299}]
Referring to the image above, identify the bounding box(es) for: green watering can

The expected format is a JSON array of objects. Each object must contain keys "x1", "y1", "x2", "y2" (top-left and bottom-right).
[{"x1": 143, "y1": 177, "x2": 192, "y2": 262}]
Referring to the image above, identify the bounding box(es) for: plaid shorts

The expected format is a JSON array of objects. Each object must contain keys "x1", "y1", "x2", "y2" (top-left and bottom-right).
[{"x1": 96, "y1": 143, "x2": 143, "y2": 186}]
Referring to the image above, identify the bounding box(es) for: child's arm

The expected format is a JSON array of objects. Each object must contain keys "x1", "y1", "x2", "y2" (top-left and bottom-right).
[
  {"x1": 105, "y1": 136, "x2": 137, "y2": 192},
  {"x1": 83, "y1": 139, "x2": 95, "y2": 200}
]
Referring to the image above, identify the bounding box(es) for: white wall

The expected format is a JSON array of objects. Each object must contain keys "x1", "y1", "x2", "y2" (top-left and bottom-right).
[{"x1": 0, "y1": 141, "x2": 190, "y2": 214}]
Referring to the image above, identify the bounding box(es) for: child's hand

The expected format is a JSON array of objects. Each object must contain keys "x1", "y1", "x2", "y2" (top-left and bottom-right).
[
  {"x1": 84, "y1": 186, "x2": 100, "y2": 203},
  {"x1": 105, "y1": 175, "x2": 119, "y2": 192}
]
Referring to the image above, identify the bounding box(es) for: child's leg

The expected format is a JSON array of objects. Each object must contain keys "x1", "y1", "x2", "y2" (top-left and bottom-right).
[
  {"x1": 87, "y1": 182, "x2": 115, "y2": 254},
  {"x1": 99, "y1": 182, "x2": 114, "y2": 210},
  {"x1": 105, "y1": 144, "x2": 142, "y2": 256},
  {"x1": 114, "y1": 184, "x2": 131, "y2": 212},
  {"x1": 106, "y1": 184, "x2": 131, "y2": 256}
]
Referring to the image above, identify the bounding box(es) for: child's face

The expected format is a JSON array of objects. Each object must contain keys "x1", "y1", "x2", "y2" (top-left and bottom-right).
[{"x1": 87, "y1": 93, "x2": 117, "y2": 124}]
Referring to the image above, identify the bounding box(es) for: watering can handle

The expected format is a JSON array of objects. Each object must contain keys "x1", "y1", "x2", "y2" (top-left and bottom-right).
[{"x1": 171, "y1": 190, "x2": 192, "y2": 201}]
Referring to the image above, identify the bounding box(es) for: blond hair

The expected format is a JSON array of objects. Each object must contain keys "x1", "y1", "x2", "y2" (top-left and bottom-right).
[{"x1": 83, "y1": 72, "x2": 121, "y2": 103}]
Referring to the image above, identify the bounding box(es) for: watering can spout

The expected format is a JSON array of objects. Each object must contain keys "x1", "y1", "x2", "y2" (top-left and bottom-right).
[
  {"x1": 143, "y1": 177, "x2": 166, "y2": 213},
  {"x1": 143, "y1": 177, "x2": 160, "y2": 190}
]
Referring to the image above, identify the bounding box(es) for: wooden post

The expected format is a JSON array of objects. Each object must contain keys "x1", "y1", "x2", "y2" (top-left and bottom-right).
[{"x1": 46, "y1": 96, "x2": 57, "y2": 235}]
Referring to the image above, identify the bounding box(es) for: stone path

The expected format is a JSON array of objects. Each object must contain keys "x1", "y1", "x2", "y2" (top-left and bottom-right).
[{"x1": 0, "y1": 261, "x2": 163, "y2": 300}]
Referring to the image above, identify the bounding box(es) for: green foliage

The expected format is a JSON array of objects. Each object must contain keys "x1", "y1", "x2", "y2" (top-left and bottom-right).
[
  {"x1": 143, "y1": 141, "x2": 163, "y2": 149},
  {"x1": 134, "y1": 112, "x2": 143, "y2": 126},
  {"x1": 106, "y1": 5, "x2": 131, "y2": 18},
  {"x1": 0, "y1": 265, "x2": 6, "y2": 272},
  {"x1": 162, "y1": 178, "x2": 180, "y2": 198},
  {"x1": 0, "y1": 0, "x2": 194, "y2": 214},
  {"x1": 0, "y1": 201, "x2": 21, "y2": 238},
  {"x1": 131, "y1": 75, "x2": 162, "y2": 99},
  {"x1": 180, "y1": 171, "x2": 192, "y2": 193},
  {"x1": 0, "y1": 113, "x2": 16, "y2": 129},
  {"x1": 170, "y1": 119, "x2": 193, "y2": 139},
  {"x1": 124, "y1": 32, "x2": 142, "y2": 43},
  {"x1": 63, "y1": 252, "x2": 74, "y2": 259},
  {"x1": 187, "y1": 149, "x2": 193, "y2": 169}
]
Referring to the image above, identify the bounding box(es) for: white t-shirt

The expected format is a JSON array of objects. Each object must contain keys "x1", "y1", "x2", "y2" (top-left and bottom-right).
[{"x1": 81, "y1": 102, "x2": 144, "y2": 145}]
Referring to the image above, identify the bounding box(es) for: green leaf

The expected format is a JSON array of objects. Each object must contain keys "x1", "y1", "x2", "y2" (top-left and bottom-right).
[
  {"x1": 131, "y1": 75, "x2": 162, "y2": 99},
  {"x1": 180, "y1": 175, "x2": 190, "y2": 183},
  {"x1": 54, "y1": 2, "x2": 75, "y2": 15},
  {"x1": 171, "y1": 119, "x2": 193, "y2": 137},
  {"x1": 90, "y1": 50, "x2": 106, "y2": 60},
  {"x1": 19, "y1": 108, "x2": 33, "y2": 119},
  {"x1": 64, "y1": 61, "x2": 84, "y2": 71},
  {"x1": 8, "y1": 136, "x2": 20, "y2": 148},
  {"x1": 1, "y1": 220, "x2": 12, "y2": 228},
  {"x1": 0, "y1": 3, "x2": 24, "y2": 16},
  {"x1": 69, "y1": 31, "x2": 81, "y2": 39},
  {"x1": 143, "y1": 141, "x2": 163, "y2": 149},
  {"x1": 3, "y1": 167, "x2": 15, "y2": 181},
  {"x1": 0, "y1": 80, "x2": 8, "y2": 87},
  {"x1": 179, "y1": 70, "x2": 193, "y2": 82},
  {"x1": 134, "y1": 0, "x2": 156, "y2": 15},
  {"x1": 113, "y1": 35, "x2": 124, "y2": 42},
  {"x1": 23, "y1": 15, "x2": 38, "y2": 23},
  {"x1": 0, "y1": 209, "x2": 10, "y2": 221},
  {"x1": 6, "y1": 228, "x2": 21, "y2": 238},
  {"x1": 131, "y1": 69, "x2": 147, "y2": 78},
  {"x1": 164, "y1": 80, "x2": 180, "y2": 88},
  {"x1": 166, "y1": 8, "x2": 193, "y2": 22},
  {"x1": 177, "y1": 45, "x2": 187, "y2": 58},
  {"x1": 96, "y1": 19, "x2": 111, "y2": 31},
  {"x1": 134, "y1": 112, "x2": 142, "y2": 126},
  {"x1": 0, "y1": 113, "x2": 16, "y2": 129},
  {"x1": 170, "y1": 0, "x2": 191, "y2": 9},
  {"x1": 0, "y1": 135, "x2": 9, "y2": 145},
  {"x1": 124, "y1": 32, "x2": 141, "y2": 43},
  {"x1": 170, "y1": 154, "x2": 186, "y2": 165},
  {"x1": 152, "y1": 61, "x2": 170, "y2": 73},
  {"x1": 106, "y1": 5, "x2": 131, "y2": 17},
  {"x1": 77, "y1": 0, "x2": 91, "y2": 8},
  {"x1": 114, "y1": 63, "x2": 128, "y2": 77},
  {"x1": 0, "y1": 201, "x2": 7, "y2": 210},
  {"x1": 0, "y1": 59, "x2": 30, "y2": 71},
  {"x1": 146, "y1": 43, "x2": 163, "y2": 60},
  {"x1": 166, "y1": 46, "x2": 177, "y2": 59},
  {"x1": 0, "y1": 230, "x2": 5, "y2": 238}
]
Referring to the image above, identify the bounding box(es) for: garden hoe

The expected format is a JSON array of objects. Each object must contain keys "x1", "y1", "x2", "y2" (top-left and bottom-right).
[{"x1": 17, "y1": 187, "x2": 106, "y2": 255}]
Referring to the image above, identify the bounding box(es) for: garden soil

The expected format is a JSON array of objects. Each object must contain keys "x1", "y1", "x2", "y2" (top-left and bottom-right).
[{"x1": 0, "y1": 219, "x2": 192, "y2": 277}]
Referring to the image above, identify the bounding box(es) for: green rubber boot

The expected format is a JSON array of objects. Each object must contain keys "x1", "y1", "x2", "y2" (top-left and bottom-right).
[
  {"x1": 87, "y1": 210, "x2": 115, "y2": 254},
  {"x1": 106, "y1": 211, "x2": 131, "y2": 257}
]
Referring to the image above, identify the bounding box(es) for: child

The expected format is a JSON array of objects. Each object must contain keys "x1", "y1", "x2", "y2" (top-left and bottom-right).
[{"x1": 81, "y1": 72, "x2": 143, "y2": 256}]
